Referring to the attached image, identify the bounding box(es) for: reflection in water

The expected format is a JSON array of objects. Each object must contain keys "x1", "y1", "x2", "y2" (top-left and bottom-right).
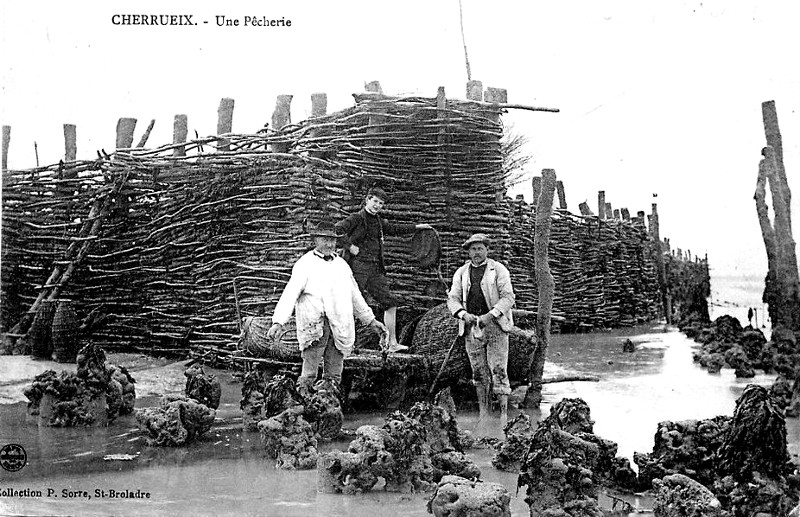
[{"x1": 1, "y1": 325, "x2": 797, "y2": 517}]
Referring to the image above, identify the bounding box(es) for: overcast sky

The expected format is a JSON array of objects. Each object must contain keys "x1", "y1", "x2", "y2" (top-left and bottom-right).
[{"x1": 2, "y1": 0, "x2": 799, "y2": 279}]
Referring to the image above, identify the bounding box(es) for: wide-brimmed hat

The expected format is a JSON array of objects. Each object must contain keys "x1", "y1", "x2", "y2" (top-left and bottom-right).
[
  {"x1": 309, "y1": 221, "x2": 340, "y2": 238},
  {"x1": 462, "y1": 233, "x2": 491, "y2": 250}
]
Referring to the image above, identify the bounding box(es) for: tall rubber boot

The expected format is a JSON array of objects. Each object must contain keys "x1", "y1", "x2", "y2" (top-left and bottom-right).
[
  {"x1": 498, "y1": 394, "x2": 509, "y2": 429},
  {"x1": 476, "y1": 383, "x2": 491, "y2": 420}
]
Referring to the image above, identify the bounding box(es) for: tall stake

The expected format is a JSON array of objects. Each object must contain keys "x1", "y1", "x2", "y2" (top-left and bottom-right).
[{"x1": 522, "y1": 168, "x2": 556, "y2": 408}]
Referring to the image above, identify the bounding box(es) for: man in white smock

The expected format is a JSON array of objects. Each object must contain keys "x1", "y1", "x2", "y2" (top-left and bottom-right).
[{"x1": 267, "y1": 221, "x2": 387, "y2": 394}]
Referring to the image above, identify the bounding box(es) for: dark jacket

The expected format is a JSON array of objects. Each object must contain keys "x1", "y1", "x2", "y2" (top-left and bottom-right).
[{"x1": 335, "y1": 209, "x2": 416, "y2": 273}]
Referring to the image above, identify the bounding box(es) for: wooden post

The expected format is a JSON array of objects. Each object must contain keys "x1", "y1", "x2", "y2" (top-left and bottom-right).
[
  {"x1": 311, "y1": 93, "x2": 327, "y2": 117},
  {"x1": 364, "y1": 81, "x2": 383, "y2": 94},
  {"x1": 556, "y1": 180, "x2": 567, "y2": 210},
  {"x1": 115, "y1": 118, "x2": 137, "y2": 150},
  {"x1": 1, "y1": 125, "x2": 9, "y2": 171},
  {"x1": 578, "y1": 202, "x2": 593, "y2": 216},
  {"x1": 484, "y1": 87, "x2": 507, "y2": 104},
  {"x1": 651, "y1": 203, "x2": 671, "y2": 323},
  {"x1": 63, "y1": 124, "x2": 76, "y2": 162},
  {"x1": 173, "y1": 115, "x2": 188, "y2": 157},
  {"x1": 522, "y1": 168, "x2": 556, "y2": 408},
  {"x1": 598, "y1": 191, "x2": 606, "y2": 219},
  {"x1": 638, "y1": 211, "x2": 646, "y2": 230},
  {"x1": 269, "y1": 95, "x2": 292, "y2": 153},
  {"x1": 621, "y1": 208, "x2": 630, "y2": 221},
  {"x1": 605, "y1": 203, "x2": 613, "y2": 220},
  {"x1": 531, "y1": 176, "x2": 542, "y2": 206},
  {"x1": 437, "y1": 87, "x2": 454, "y2": 225},
  {"x1": 136, "y1": 119, "x2": 156, "y2": 148},
  {"x1": 217, "y1": 97, "x2": 235, "y2": 151},
  {"x1": 466, "y1": 80, "x2": 483, "y2": 101},
  {"x1": 613, "y1": 209, "x2": 620, "y2": 220}
]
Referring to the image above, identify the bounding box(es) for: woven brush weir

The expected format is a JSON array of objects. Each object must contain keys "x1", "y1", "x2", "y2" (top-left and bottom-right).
[
  {"x1": 30, "y1": 300, "x2": 57, "y2": 358},
  {"x1": 51, "y1": 301, "x2": 79, "y2": 363},
  {"x1": 411, "y1": 303, "x2": 470, "y2": 385},
  {"x1": 239, "y1": 316, "x2": 300, "y2": 361}
]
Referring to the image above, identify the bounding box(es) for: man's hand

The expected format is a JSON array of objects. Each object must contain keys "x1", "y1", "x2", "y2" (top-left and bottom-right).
[
  {"x1": 267, "y1": 323, "x2": 284, "y2": 341},
  {"x1": 462, "y1": 313, "x2": 478, "y2": 326},
  {"x1": 416, "y1": 223, "x2": 433, "y2": 230},
  {"x1": 349, "y1": 244, "x2": 360, "y2": 256},
  {"x1": 477, "y1": 313, "x2": 494, "y2": 328},
  {"x1": 367, "y1": 319, "x2": 389, "y2": 349}
]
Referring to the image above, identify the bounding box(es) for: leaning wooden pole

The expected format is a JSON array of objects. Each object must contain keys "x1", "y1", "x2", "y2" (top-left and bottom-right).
[
  {"x1": 761, "y1": 100, "x2": 800, "y2": 329},
  {"x1": 522, "y1": 168, "x2": 556, "y2": 408}
]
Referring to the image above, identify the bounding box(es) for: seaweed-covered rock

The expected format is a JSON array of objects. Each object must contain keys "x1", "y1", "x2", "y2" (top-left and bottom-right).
[
  {"x1": 695, "y1": 352, "x2": 725, "y2": 374},
  {"x1": 184, "y1": 364, "x2": 222, "y2": 410},
  {"x1": 770, "y1": 374, "x2": 794, "y2": 409},
  {"x1": 518, "y1": 423, "x2": 603, "y2": 516},
  {"x1": 427, "y1": 475, "x2": 511, "y2": 517},
  {"x1": 317, "y1": 425, "x2": 394, "y2": 494},
  {"x1": 240, "y1": 370, "x2": 267, "y2": 431},
  {"x1": 258, "y1": 406, "x2": 318, "y2": 470},
  {"x1": 547, "y1": 398, "x2": 594, "y2": 435},
  {"x1": 408, "y1": 402, "x2": 462, "y2": 454},
  {"x1": 304, "y1": 379, "x2": 343, "y2": 441},
  {"x1": 263, "y1": 374, "x2": 304, "y2": 418},
  {"x1": 135, "y1": 395, "x2": 215, "y2": 446},
  {"x1": 723, "y1": 346, "x2": 755, "y2": 378},
  {"x1": 24, "y1": 369, "x2": 107, "y2": 426},
  {"x1": 492, "y1": 413, "x2": 534, "y2": 472},
  {"x1": 76, "y1": 344, "x2": 110, "y2": 388},
  {"x1": 653, "y1": 473, "x2": 723, "y2": 517},
  {"x1": 431, "y1": 451, "x2": 481, "y2": 480},
  {"x1": 107, "y1": 364, "x2": 136, "y2": 416},
  {"x1": 576, "y1": 432, "x2": 637, "y2": 491},
  {"x1": 717, "y1": 385, "x2": 789, "y2": 480},
  {"x1": 382, "y1": 411, "x2": 436, "y2": 491},
  {"x1": 715, "y1": 471, "x2": 797, "y2": 517},
  {"x1": 434, "y1": 387, "x2": 458, "y2": 416},
  {"x1": 634, "y1": 416, "x2": 731, "y2": 491},
  {"x1": 622, "y1": 339, "x2": 635, "y2": 353}
]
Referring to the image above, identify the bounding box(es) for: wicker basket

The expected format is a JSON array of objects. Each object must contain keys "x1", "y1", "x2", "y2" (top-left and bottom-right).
[
  {"x1": 411, "y1": 303, "x2": 470, "y2": 385},
  {"x1": 51, "y1": 300, "x2": 79, "y2": 363},
  {"x1": 30, "y1": 300, "x2": 57, "y2": 358},
  {"x1": 238, "y1": 316, "x2": 301, "y2": 361}
]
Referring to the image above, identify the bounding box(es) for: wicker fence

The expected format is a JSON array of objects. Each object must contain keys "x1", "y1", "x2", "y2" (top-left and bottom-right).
[{"x1": 1, "y1": 92, "x2": 707, "y2": 358}]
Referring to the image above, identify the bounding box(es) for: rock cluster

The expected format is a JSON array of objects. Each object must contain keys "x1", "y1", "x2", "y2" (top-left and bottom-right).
[
  {"x1": 184, "y1": 364, "x2": 221, "y2": 410},
  {"x1": 427, "y1": 475, "x2": 511, "y2": 517},
  {"x1": 135, "y1": 395, "x2": 215, "y2": 446},
  {"x1": 317, "y1": 401, "x2": 480, "y2": 494},
  {"x1": 638, "y1": 385, "x2": 799, "y2": 517},
  {"x1": 518, "y1": 398, "x2": 636, "y2": 516},
  {"x1": 23, "y1": 344, "x2": 135, "y2": 426}
]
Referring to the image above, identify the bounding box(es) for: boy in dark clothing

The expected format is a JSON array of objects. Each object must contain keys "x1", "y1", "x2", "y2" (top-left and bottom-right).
[{"x1": 336, "y1": 187, "x2": 431, "y2": 352}]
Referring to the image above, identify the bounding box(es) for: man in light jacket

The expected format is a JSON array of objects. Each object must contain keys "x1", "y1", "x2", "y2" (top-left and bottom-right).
[
  {"x1": 447, "y1": 233, "x2": 515, "y2": 426},
  {"x1": 267, "y1": 221, "x2": 387, "y2": 396}
]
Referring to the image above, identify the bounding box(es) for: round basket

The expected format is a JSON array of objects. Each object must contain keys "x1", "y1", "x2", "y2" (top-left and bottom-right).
[
  {"x1": 411, "y1": 303, "x2": 470, "y2": 385},
  {"x1": 30, "y1": 300, "x2": 57, "y2": 358},
  {"x1": 410, "y1": 228, "x2": 442, "y2": 268},
  {"x1": 239, "y1": 316, "x2": 301, "y2": 361},
  {"x1": 51, "y1": 300, "x2": 79, "y2": 363}
]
